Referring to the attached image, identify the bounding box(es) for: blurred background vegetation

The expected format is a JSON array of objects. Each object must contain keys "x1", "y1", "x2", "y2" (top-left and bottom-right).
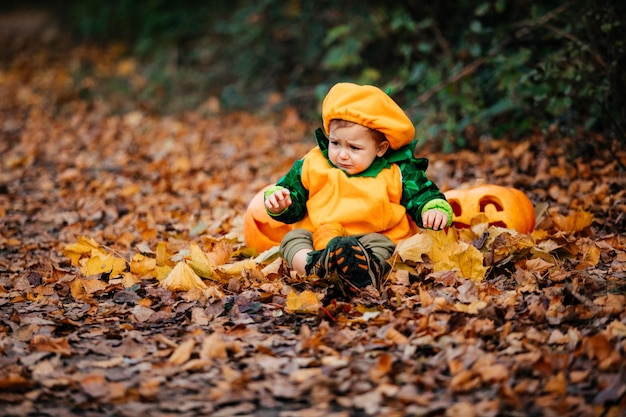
[{"x1": 2, "y1": 0, "x2": 625, "y2": 151}]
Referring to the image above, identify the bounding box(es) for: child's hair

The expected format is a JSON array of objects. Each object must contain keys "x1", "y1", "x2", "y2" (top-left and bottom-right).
[{"x1": 330, "y1": 119, "x2": 387, "y2": 144}]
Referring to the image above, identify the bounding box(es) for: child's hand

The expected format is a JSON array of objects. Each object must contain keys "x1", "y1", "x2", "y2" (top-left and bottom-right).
[
  {"x1": 265, "y1": 188, "x2": 292, "y2": 214},
  {"x1": 422, "y1": 209, "x2": 449, "y2": 231}
]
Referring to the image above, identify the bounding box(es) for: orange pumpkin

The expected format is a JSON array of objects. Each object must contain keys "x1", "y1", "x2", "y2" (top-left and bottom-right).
[
  {"x1": 444, "y1": 184, "x2": 535, "y2": 233},
  {"x1": 243, "y1": 186, "x2": 294, "y2": 252},
  {"x1": 312, "y1": 222, "x2": 346, "y2": 250}
]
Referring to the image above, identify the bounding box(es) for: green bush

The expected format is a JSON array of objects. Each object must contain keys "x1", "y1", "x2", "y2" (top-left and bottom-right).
[{"x1": 54, "y1": 0, "x2": 625, "y2": 149}]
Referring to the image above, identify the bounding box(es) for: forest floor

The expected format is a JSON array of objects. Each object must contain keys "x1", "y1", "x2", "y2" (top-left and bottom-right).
[{"x1": 1, "y1": 21, "x2": 626, "y2": 417}]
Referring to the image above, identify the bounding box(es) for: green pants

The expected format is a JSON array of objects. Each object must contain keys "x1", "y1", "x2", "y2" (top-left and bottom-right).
[{"x1": 279, "y1": 228, "x2": 396, "y2": 269}]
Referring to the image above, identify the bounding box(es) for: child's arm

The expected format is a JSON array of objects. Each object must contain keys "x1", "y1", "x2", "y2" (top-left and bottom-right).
[
  {"x1": 398, "y1": 158, "x2": 453, "y2": 230},
  {"x1": 422, "y1": 208, "x2": 449, "y2": 230},
  {"x1": 263, "y1": 159, "x2": 309, "y2": 223},
  {"x1": 265, "y1": 187, "x2": 292, "y2": 213}
]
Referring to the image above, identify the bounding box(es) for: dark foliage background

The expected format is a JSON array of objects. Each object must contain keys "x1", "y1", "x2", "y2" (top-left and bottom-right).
[{"x1": 3, "y1": 0, "x2": 625, "y2": 151}]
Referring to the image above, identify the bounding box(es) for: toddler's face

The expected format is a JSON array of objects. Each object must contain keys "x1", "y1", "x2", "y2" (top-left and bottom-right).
[{"x1": 327, "y1": 120, "x2": 389, "y2": 175}]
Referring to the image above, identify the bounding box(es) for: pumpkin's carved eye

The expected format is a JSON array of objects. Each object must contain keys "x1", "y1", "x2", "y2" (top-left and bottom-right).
[
  {"x1": 449, "y1": 199, "x2": 463, "y2": 217},
  {"x1": 479, "y1": 196, "x2": 508, "y2": 228},
  {"x1": 448, "y1": 198, "x2": 469, "y2": 229},
  {"x1": 479, "y1": 196, "x2": 503, "y2": 213}
]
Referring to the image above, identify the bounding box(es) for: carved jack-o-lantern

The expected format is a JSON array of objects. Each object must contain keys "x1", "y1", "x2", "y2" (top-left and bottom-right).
[
  {"x1": 243, "y1": 186, "x2": 294, "y2": 252},
  {"x1": 444, "y1": 184, "x2": 535, "y2": 233}
]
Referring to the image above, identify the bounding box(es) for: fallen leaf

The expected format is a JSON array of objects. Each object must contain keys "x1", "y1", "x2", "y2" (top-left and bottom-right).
[
  {"x1": 552, "y1": 210, "x2": 594, "y2": 233},
  {"x1": 129, "y1": 253, "x2": 157, "y2": 277},
  {"x1": 454, "y1": 300, "x2": 488, "y2": 314},
  {"x1": 169, "y1": 338, "x2": 196, "y2": 365},
  {"x1": 187, "y1": 242, "x2": 217, "y2": 279},
  {"x1": 200, "y1": 332, "x2": 228, "y2": 359},
  {"x1": 285, "y1": 290, "x2": 321, "y2": 314},
  {"x1": 80, "y1": 374, "x2": 110, "y2": 399},
  {"x1": 161, "y1": 262, "x2": 208, "y2": 291},
  {"x1": 396, "y1": 233, "x2": 432, "y2": 262},
  {"x1": 62, "y1": 236, "x2": 101, "y2": 266}
]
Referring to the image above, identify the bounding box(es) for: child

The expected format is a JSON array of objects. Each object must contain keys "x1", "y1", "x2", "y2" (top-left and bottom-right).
[{"x1": 264, "y1": 83, "x2": 452, "y2": 289}]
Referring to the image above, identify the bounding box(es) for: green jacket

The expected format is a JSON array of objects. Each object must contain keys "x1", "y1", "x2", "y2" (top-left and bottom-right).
[{"x1": 268, "y1": 128, "x2": 452, "y2": 230}]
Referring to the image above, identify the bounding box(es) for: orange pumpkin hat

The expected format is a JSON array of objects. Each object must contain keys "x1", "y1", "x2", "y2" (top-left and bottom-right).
[{"x1": 322, "y1": 83, "x2": 416, "y2": 150}]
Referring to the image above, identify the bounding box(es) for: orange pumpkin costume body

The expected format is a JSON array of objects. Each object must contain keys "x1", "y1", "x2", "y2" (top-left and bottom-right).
[
  {"x1": 263, "y1": 127, "x2": 453, "y2": 246},
  {"x1": 291, "y1": 146, "x2": 414, "y2": 242}
]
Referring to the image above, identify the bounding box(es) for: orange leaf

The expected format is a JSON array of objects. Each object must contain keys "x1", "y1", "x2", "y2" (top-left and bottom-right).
[
  {"x1": 552, "y1": 210, "x2": 593, "y2": 233},
  {"x1": 285, "y1": 290, "x2": 321, "y2": 314},
  {"x1": 81, "y1": 278, "x2": 108, "y2": 295},
  {"x1": 386, "y1": 327, "x2": 409, "y2": 345},
  {"x1": 129, "y1": 253, "x2": 157, "y2": 277},
  {"x1": 544, "y1": 371, "x2": 567, "y2": 395},
  {"x1": 169, "y1": 339, "x2": 196, "y2": 365}
]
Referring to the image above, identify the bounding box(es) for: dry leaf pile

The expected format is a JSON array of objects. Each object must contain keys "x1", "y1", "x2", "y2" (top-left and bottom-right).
[{"x1": 1, "y1": 37, "x2": 626, "y2": 417}]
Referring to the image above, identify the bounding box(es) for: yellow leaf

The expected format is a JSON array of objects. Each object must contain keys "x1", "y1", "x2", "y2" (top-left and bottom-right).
[
  {"x1": 161, "y1": 262, "x2": 208, "y2": 291},
  {"x1": 217, "y1": 259, "x2": 257, "y2": 275},
  {"x1": 450, "y1": 244, "x2": 487, "y2": 282},
  {"x1": 155, "y1": 265, "x2": 173, "y2": 282},
  {"x1": 428, "y1": 228, "x2": 460, "y2": 263},
  {"x1": 432, "y1": 240, "x2": 487, "y2": 282},
  {"x1": 79, "y1": 252, "x2": 126, "y2": 278},
  {"x1": 121, "y1": 272, "x2": 141, "y2": 288},
  {"x1": 129, "y1": 253, "x2": 157, "y2": 277},
  {"x1": 80, "y1": 254, "x2": 110, "y2": 276},
  {"x1": 396, "y1": 233, "x2": 432, "y2": 262},
  {"x1": 187, "y1": 243, "x2": 217, "y2": 279},
  {"x1": 156, "y1": 241, "x2": 169, "y2": 267},
  {"x1": 110, "y1": 257, "x2": 127, "y2": 278},
  {"x1": 285, "y1": 290, "x2": 321, "y2": 314},
  {"x1": 454, "y1": 300, "x2": 488, "y2": 314},
  {"x1": 69, "y1": 278, "x2": 107, "y2": 298},
  {"x1": 62, "y1": 236, "x2": 101, "y2": 266}
]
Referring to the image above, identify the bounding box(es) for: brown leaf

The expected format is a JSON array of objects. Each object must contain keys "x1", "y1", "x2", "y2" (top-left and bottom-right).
[
  {"x1": 30, "y1": 335, "x2": 72, "y2": 356},
  {"x1": 544, "y1": 371, "x2": 567, "y2": 395},
  {"x1": 168, "y1": 338, "x2": 196, "y2": 365},
  {"x1": 200, "y1": 332, "x2": 228, "y2": 360},
  {"x1": 80, "y1": 374, "x2": 109, "y2": 398}
]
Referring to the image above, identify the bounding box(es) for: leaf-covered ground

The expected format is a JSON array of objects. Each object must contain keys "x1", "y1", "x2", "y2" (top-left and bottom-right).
[{"x1": 1, "y1": 33, "x2": 626, "y2": 417}]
